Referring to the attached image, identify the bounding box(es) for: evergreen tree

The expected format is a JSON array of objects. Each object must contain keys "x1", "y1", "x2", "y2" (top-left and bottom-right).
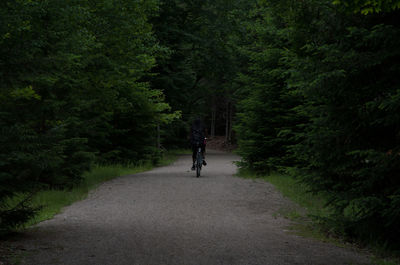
[
  {"x1": 0, "y1": 0, "x2": 175, "y2": 233},
  {"x1": 234, "y1": 0, "x2": 400, "y2": 246}
]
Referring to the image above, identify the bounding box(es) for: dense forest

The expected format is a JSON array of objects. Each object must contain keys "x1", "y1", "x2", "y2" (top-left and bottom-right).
[{"x1": 1, "y1": 0, "x2": 399, "y2": 250}]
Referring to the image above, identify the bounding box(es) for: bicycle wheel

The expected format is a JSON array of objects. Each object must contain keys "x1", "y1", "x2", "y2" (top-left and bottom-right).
[
  {"x1": 196, "y1": 150, "x2": 202, "y2": 177},
  {"x1": 196, "y1": 164, "x2": 201, "y2": 177}
]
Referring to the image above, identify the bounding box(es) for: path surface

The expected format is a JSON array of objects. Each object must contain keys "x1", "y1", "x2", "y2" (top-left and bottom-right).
[{"x1": 8, "y1": 150, "x2": 370, "y2": 265}]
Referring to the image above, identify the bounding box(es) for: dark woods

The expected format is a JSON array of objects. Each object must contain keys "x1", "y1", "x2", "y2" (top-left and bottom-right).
[
  {"x1": 234, "y1": 0, "x2": 400, "y2": 248},
  {"x1": 1, "y1": 0, "x2": 400, "y2": 249},
  {"x1": 0, "y1": 0, "x2": 174, "y2": 233}
]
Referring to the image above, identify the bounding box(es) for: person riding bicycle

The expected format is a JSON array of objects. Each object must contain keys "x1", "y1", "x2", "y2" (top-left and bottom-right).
[{"x1": 190, "y1": 118, "x2": 207, "y2": 170}]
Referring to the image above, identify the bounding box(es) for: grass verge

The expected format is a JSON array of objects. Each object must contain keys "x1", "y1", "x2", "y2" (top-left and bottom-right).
[
  {"x1": 237, "y1": 168, "x2": 399, "y2": 265},
  {"x1": 238, "y1": 169, "x2": 335, "y2": 239},
  {"x1": 22, "y1": 149, "x2": 188, "y2": 228},
  {"x1": 157, "y1": 148, "x2": 191, "y2": 166},
  {"x1": 24, "y1": 163, "x2": 153, "y2": 227},
  {"x1": 1, "y1": 150, "x2": 189, "y2": 264}
]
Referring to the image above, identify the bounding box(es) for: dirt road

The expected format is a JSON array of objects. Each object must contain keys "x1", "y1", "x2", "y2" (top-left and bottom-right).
[{"x1": 7, "y1": 150, "x2": 370, "y2": 264}]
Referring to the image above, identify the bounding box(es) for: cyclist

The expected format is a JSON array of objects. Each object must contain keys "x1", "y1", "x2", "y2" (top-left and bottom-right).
[{"x1": 190, "y1": 118, "x2": 207, "y2": 170}]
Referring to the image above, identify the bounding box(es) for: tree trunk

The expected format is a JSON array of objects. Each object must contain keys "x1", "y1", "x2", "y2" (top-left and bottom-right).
[
  {"x1": 156, "y1": 123, "x2": 161, "y2": 149},
  {"x1": 228, "y1": 101, "x2": 233, "y2": 143},
  {"x1": 211, "y1": 98, "x2": 216, "y2": 138},
  {"x1": 225, "y1": 100, "x2": 230, "y2": 143}
]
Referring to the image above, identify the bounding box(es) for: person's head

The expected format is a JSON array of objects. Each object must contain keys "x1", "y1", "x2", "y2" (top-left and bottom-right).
[
  {"x1": 192, "y1": 117, "x2": 202, "y2": 128},
  {"x1": 194, "y1": 118, "x2": 201, "y2": 126}
]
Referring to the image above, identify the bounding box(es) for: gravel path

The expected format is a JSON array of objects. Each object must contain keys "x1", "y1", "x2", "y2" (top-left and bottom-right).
[{"x1": 7, "y1": 150, "x2": 370, "y2": 265}]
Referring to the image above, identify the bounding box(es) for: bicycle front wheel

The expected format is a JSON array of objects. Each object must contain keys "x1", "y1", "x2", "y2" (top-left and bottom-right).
[
  {"x1": 196, "y1": 164, "x2": 201, "y2": 177},
  {"x1": 196, "y1": 151, "x2": 202, "y2": 177}
]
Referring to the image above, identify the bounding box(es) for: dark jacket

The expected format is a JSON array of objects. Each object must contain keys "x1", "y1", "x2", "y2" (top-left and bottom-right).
[{"x1": 190, "y1": 119, "x2": 206, "y2": 145}]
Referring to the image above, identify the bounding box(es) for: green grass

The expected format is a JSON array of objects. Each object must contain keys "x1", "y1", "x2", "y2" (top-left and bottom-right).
[
  {"x1": 237, "y1": 168, "x2": 400, "y2": 265},
  {"x1": 24, "y1": 163, "x2": 153, "y2": 226},
  {"x1": 370, "y1": 257, "x2": 399, "y2": 265},
  {"x1": 238, "y1": 168, "x2": 331, "y2": 220},
  {"x1": 1, "y1": 150, "x2": 189, "y2": 264},
  {"x1": 157, "y1": 148, "x2": 191, "y2": 166},
  {"x1": 20, "y1": 150, "x2": 188, "y2": 228}
]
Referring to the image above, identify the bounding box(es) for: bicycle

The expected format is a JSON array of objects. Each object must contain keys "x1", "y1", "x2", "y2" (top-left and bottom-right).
[{"x1": 194, "y1": 143, "x2": 203, "y2": 177}]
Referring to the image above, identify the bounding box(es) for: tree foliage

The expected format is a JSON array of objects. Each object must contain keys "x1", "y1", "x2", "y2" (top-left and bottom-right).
[
  {"x1": 151, "y1": 0, "x2": 247, "y2": 146},
  {"x1": 234, "y1": 0, "x2": 400, "y2": 247},
  {"x1": 0, "y1": 0, "x2": 175, "y2": 233},
  {"x1": 1, "y1": 0, "x2": 399, "y2": 249},
  {"x1": 333, "y1": 0, "x2": 400, "y2": 14}
]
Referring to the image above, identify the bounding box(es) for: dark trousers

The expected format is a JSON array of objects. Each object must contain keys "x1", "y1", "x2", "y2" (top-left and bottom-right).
[{"x1": 192, "y1": 143, "x2": 206, "y2": 163}]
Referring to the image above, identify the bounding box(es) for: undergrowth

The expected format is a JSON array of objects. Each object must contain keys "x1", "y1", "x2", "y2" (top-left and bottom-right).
[
  {"x1": 237, "y1": 168, "x2": 400, "y2": 265},
  {"x1": 8, "y1": 149, "x2": 188, "y2": 230}
]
